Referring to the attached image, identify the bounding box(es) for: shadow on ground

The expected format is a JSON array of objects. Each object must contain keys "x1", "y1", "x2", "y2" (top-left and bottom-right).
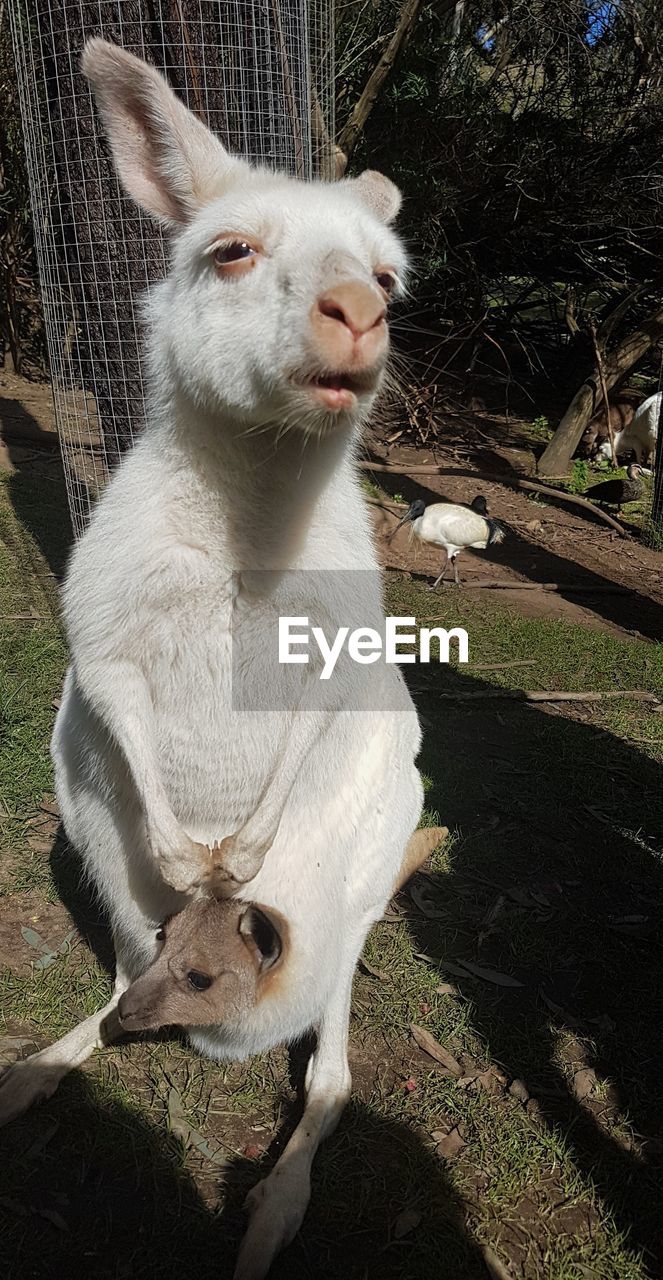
[
  {"x1": 372, "y1": 466, "x2": 663, "y2": 641},
  {"x1": 403, "y1": 658, "x2": 663, "y2": 1273},
  {"x1": 0, "y1": 398, "x2": 78, "y2": 580},
  {"x1": 0, "y1": 1068, "x2": 488, "y2": 1280}
]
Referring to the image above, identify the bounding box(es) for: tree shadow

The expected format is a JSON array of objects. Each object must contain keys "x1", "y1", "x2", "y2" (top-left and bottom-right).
[
  {"x1": 49, "y1": 823, "x2": 116, "y2": 975},
  {"x1": 0, "y1": 396, "x2": 77, "y2": 581},
  {"x1": 372, "y1": 467, "x2": 663, "y2": 641},
  {"x1": 402, "y1": 658, "x2": 663, "y2": 1271},
  {"x1": 0, "y1": 1064, "x2": 489, "y2": 1280}
]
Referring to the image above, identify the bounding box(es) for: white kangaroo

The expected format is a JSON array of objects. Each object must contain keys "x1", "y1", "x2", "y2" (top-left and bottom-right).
[{"x1": 0, "y1": 40, "x2": 426, "y2": 1279}]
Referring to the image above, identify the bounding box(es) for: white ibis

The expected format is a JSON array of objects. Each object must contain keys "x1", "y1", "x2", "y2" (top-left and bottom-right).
[{"x1": 389, "y1": 495, "x2": 506, "y2": 587}]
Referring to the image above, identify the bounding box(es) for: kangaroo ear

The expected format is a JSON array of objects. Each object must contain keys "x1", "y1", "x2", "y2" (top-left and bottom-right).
[
  {"x1": 81, "y1": 38, "x2": 242, "y2": 226},
  {"x1": 239, "y1": 906, "x2": 284, "y2": 975},
  {"x1": 345, "y1": 170, "x2": 402, "y2": 224}
]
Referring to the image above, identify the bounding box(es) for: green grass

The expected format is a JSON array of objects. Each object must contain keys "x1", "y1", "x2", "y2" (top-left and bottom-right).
[
  {"x1": 0, "y1": 470, "x2": 661, "y2": 1279},
  {"x1": 0, "y1": 476, "x2": 68, "y2": 887}
]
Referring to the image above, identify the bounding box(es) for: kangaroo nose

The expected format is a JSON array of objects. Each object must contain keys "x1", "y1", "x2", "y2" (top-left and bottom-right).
[{"x1": 316, "y1": 282, "x2": 386, "y2": 339}]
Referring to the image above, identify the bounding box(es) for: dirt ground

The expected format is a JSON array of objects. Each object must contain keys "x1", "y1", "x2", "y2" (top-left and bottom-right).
[
  {"x1": 1, "y1": 372, "x2": 662, "y2": 1280},
  {"x1": 367, "y1": 434, "x2": 662, "y2": 643}
]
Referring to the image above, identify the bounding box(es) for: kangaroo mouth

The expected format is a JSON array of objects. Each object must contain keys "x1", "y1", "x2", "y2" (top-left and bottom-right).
[{"x1": 294, "y1": 367, "x2": 380, "y2": 412}]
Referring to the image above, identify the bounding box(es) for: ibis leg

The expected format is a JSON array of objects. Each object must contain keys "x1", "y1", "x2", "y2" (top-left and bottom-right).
[
  {"x1": 452, "y1": 556, "x2": 461, "y2": 586},
  {"x1": 431, "y1": 553, "x2": 449, "y2": 589}
]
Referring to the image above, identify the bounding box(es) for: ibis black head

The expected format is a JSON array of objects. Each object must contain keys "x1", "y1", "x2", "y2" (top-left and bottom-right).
[
  {"x1": 390, "y1": 498, "x2": 425, "y2": 540},
  {"x1": 470, "y1": 495, "x2": 488, "y2": 516}
]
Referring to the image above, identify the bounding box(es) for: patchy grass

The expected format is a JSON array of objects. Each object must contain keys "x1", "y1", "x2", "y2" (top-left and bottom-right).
[
  {"x1": 0, "y1": 476, "x2": 68, "y2": 889},
  {"x1": 1, "y1": 470, "x2": 661, "y2": 1279}
]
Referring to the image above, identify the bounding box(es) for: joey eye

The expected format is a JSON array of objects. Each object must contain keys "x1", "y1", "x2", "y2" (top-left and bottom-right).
[
  {"x1": 375, "y1": 271, "x2": 397, "y2": 297},
  {"x1": 156, "y1": 927, "x2": 166, "y2": 942},
  {"x1": 187, "y1": 970, "x2": 213, "y2": 991},
  {"x1": 213, "y1": 242, "x2": 256, "y2": 266}
]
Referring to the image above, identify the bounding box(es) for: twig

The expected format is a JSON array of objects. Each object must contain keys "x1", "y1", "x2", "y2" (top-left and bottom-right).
[
  {"x1": 589, "y1": 318, "x2": 617, "y2": 467},
  {"x1": 0, "y1": 613, "x2": 47, "y2": 621},
  {"x1": 467, "y1": 660, "x2": 537, "y2": 671},
  {"x1": 359, "y1": 460, "x2": 628, "y2": 537},
  {"x1": 450, "y1": 582, "x2": 631, "y2": 595},
  {"x1": 433, "y1": 690, "x2": 657, "y2": 703}
]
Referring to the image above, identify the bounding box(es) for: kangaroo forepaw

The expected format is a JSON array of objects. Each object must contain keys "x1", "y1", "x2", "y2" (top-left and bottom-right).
[{"x1": 206, "y1": 830, "x2": 272, "y2": 897}]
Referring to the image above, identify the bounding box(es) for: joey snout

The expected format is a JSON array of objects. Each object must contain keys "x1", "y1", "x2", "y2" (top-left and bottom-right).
[{"x1": 117, "y1": 898, "x2": 287, "y2": 1033}]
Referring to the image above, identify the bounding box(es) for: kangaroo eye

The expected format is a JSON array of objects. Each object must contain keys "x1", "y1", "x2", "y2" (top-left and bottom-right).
[
  {"x1": 213, "y1": 242, "x2": 256, "y2": 265},
  {"x1": 156, "y1": 927, "x2": 166, "y2": 942},
  {"x1": 375, "y1": 271, "x2": 397, "y2": 296},
  {"x1": 187, "y1": 970, "x2": 213, "y2": 991}
]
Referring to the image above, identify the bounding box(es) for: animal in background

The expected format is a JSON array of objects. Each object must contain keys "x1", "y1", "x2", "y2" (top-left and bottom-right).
[
  {"x1": 577, "y1": 389, "x2": 644, "y2": 460},
  {"x1": 0, "y1": 39, "x2": 425, "y2": 1280},
  {"x1": 390, "y1": 494, "x2": 506, "y2": 586},
  {"x1": 585, "y1": 463, "x2": 646, "y2": 513},
  {"x1": 593, "y1": 390, "x2": 660, "y2": 465}
]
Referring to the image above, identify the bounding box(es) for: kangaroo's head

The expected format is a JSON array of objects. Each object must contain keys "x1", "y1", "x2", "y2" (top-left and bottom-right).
[
  {"x1": 117, "y1": 898, "x2": 287, "y2": 1032},
  {"x1": 82, "y1": 40, "x2": 406, "y2": 437}
]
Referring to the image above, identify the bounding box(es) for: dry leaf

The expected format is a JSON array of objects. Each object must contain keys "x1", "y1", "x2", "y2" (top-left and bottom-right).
[
  {"x1": 408, "y1": 881, "x2": 447, "y2": 920},
  {"x1": 359, "y1": 956, "x2": 390, "y2": 982},
  {"x1": 39, "y1": 798, "x2": 60, "y2": 817},
  {"x1": 435, "y1": 1126, "x2": 466, "y2": 1159},
  {"x1": 436, "y1": 982, "x2": 460, "y2": 997},
  {"x1": 36, "y1": 1207, "x2": 69, "y2": 1232},
  {"x1": 508, "y1": 1078, "x2": 530, "y2": 1104},
  {"x1": 572, "y1": 1067, "x2": 598, "y2": 1101},
  {"x1": 457, "y1": 960, "x2": 523, "y2": 988},
  {"x1": 475, "y1": 1069, "x2": 507, "y2": 1096},
  {"x1": 167, "y1": 1088, "x2": 227, "y2": 1167},
  {"x1": 481, "y1": 1244, "x2": 513, "y2": 1280},
  {"x1": 410, "y1": 1025, "x2": 462, "y2": 1076},
  {"x1": 393, "y1": 1208, "x2": 421, "y2": 1239}
]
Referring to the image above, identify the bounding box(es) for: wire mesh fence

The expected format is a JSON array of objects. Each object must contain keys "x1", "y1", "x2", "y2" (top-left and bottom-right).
[{"x1": 9, "y1": 0, "x2": 335, "y2": 536}]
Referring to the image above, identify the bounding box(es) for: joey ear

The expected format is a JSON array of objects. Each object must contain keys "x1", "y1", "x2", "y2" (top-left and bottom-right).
[
  {"x1": 81, "y1": 38, "x2": 242, "y2": 226},
  {"x1": 239, "y1": 906, "x2": 283, "y2": 975},
  {"x1": 345, "y1": 170, "x2": 402, "y2": 224}
]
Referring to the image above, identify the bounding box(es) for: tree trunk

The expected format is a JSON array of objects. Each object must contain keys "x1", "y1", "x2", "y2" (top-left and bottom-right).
[
  {"x1": 538, "y1": 306, "x2": 663, "y2": 476},
  {"x1": 648, "y1": 390, "x2": 663, "y2": 545},
  {"x1": 336, "y1": 0, "x2": 432, "y2": 171}
]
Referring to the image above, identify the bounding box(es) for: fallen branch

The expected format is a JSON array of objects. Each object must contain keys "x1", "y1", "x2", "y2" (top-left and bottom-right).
[
  {"x1": 359, "y1": 460, "x2": 628, "y2": 537},
  {"x1": 589, "y1": 318, "x2": 617, "y2": 467},
  {"x1": 468, "y1": 660, "x2": 537, "y2": 671},
  {"x1": 452, "y1": 582, "x2": 631, "y2": 595},
  {"x1": 433, "y1": 690, "x2": 657, "y2": 703}
]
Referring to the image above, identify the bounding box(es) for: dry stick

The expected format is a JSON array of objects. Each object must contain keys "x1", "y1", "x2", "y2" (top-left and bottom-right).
[
  {"x1": 359, "y1": 460, "x2": 628, "y2": 538},
  {"x1": 451, "y1": 581, "x2": 630, "y2": 594},
  {"x1": 336, "y1": 0, "x2": 432, "y2": 167},
  {"x1": 433, "y1": 690, "x2": 657, "y2": 703},
  {"x1": 589, "y1": 318, "x2": 617, "y2": 467},
  {"x1": 469, "y1": 660, "x2": 537, "y2": 671}
]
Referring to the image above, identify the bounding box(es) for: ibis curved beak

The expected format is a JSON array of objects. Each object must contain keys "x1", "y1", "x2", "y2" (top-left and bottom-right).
[{"x1": 388, "y1": 507, "x2": 414, "y2": 543}]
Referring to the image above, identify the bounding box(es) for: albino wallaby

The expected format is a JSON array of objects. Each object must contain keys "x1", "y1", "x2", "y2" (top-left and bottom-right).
[
  {"x1": 115, "y1": 825, "x2": 446, "y2": 1033},
  {"x1": 594, "y1": 390, "x2": 660, "y2": 464},
  {"x1": 0, "y1": 39, "x2": 425, "y2": 1280}
]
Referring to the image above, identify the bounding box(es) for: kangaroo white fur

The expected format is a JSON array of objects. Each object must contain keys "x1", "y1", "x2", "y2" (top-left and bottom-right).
[
  {"x1": 0, "y1": 41, "x2": 423, "y2": 1279},
  {"x1": 596, "y1": 390, "x2": 660, "y2": 464}
]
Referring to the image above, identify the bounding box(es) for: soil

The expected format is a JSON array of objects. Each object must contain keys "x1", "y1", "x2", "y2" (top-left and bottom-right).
[
  {"x1": 366, "y1": 435, "x2": 663, "y2": 642},
  {"x1": 1, "y1": 372, "x2": 662, "y2": 1280}
]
